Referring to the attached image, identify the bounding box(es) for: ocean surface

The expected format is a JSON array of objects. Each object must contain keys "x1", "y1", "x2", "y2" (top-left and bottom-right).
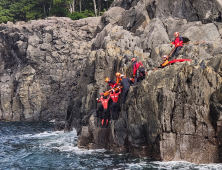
[{"x1": 0, "y1": 122, "x2": 222, "y2": 170}]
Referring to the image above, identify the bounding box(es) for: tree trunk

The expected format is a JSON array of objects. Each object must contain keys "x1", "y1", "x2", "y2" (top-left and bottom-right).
[
  {"x1": 72, "y1": 0, "x2": 75, "y2": 13},
  {"x1": 80, "y1": 0, "x2": 82, "y2": 12},
  {"x1": 69, "y1": 3, "x2": 72, "y2": 13},
  {"x1": 98, "y1": 0, "x2": 101, "y2": 16},
  {"x1": 93, "y1": 0, "x2": 97, "y2": 17},
  {"x1": 43, "y1": 3, "x2": 46, "y2": 13}
]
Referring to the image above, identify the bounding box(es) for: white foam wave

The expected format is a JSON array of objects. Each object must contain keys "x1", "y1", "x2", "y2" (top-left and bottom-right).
[
  {"x1": 151, "y1": 161, "x2": 222, "y2": 170},
  {"x1": 127, "y1": 161, "x2": 147, "y2": 169},
  {"x1": 26, "y1": 130, "x2": 105, "y2": 155},
  {"x1": 30, "y1": 131, "x2": 64, "y2": 138}
]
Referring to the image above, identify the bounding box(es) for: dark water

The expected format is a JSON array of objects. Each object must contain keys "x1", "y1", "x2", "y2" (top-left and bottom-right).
[{"x1": 0, "y1": 122, "x2": 222, "y2": 170}]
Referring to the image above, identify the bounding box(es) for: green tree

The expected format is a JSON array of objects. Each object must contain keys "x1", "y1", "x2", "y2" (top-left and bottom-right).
[{"x1": 0, "y1": 0, "x2": 114, "y2": 23}]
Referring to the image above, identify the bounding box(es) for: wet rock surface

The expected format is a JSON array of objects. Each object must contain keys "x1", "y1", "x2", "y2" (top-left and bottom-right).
[{"x1": 0, "y1": 0, "x2": 222, "y2": 164}]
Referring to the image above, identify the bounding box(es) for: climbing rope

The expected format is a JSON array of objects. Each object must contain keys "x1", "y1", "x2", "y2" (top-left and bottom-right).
[
  {"x1": 183, "y1": 41, "x2": 206, "y2": 45},
  {"x1": 168, "y1": 47, "x2": 176, "y2": 58}
]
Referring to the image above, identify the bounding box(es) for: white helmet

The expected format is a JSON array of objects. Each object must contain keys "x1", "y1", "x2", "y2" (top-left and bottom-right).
[{"x1": 120, "y1": 74, "x2": 125, "y2": 78}]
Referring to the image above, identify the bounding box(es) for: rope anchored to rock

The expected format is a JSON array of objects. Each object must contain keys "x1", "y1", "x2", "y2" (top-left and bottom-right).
[{"x1": 183, "y1": 41, "x2": 206, "y2": 45}]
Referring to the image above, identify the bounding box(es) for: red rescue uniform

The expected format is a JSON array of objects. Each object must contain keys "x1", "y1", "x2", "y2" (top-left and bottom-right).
[
  {"x1": 172, "y1": 36, "x2": 183, "y2": 47},
  {"x1": 98, "y1": 96, "x2": 110, "y2": 109},
  {"x1": 108, "y1": 80, "x2": 117, "y2": 88},
  {"x1": 133, "y1": 62, "x2": 139, "y2": 76},
  {"x1": 110, "y1": 89, "x2": 121, "y2": 103},
  {"x1": 110, "y1": 89, "x2": 121, "y2": 120}
]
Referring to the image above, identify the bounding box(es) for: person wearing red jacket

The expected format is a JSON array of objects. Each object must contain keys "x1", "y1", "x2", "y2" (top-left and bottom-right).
[
  {"x1": 170, "y1": 32, "x2": 183, "y2": 58},
  {"x1": 97, "y1": 93, "x2": 110, "y2": 128},
  {"x1": 105, "y1": 78, "x2": 117, "y2": 88},
  {"x1": 132, "y1": 58, "x2": 145, "y2": 85},
  {"x1": 110, "y1": 87, "x2": 121, "y2": 120}
]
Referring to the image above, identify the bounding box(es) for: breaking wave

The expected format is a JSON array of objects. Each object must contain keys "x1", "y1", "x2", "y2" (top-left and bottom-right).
[{"x1": 1, "y1": 122, "x2": 222, "y2": 170}]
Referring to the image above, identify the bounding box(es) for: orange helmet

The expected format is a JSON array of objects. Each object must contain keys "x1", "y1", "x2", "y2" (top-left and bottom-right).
[
  {"x1": 105, "y1": 77, "x2": 110, "y2": 82},
  {"x1": 131, "y1": 58, "x2": 136, "y2": 62},
  {"x1": 100, "y1": 93, "x2": 104, "y2": 96},
  {"x1": 162, "y1": 55, "x2": 168, "y2": 59},
  {"x1": 116, "y1": 72, "x2": 121, "y2": 77},
  {"x1": 174, "y1": 32, "x2": 179, "y2": 36}
]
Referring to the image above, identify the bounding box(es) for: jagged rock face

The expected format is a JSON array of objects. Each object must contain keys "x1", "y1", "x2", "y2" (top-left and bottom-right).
[
  {"x1": 75, "y1": 0, "x2": 222, "y2": 164},
  {"x1": 110, "y1": 0, "x2": 222, "y2": 32},
  {"x1": 0, "y1": 0, "x2": 222, "y2": 165},
  {"x1": 0, "y1": 17, "x2": 100, "y2": 121},
  {"x1": 77, "y1": 59, "x2": 222, "y2": 164},
  {"x1": 126, "y1": 64, "x2": 222, "y2": 163}
]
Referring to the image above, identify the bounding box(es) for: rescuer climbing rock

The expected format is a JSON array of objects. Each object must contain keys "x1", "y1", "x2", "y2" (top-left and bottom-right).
[
  {"x1": 110, "y1": 87, "x2": 121, "y2": 120},
  {"x1": 119, "y1": 74, "x2": 133, "y2": 108},
  {"x1": 170, "y1": 32, "x2": 183, "y2": 58},
  {"x1": 131, "y1": 58, "x2": 146, "y2": 85},
  {"x1": 97, "y1": 93, "x2": 111, "y2": 128}
]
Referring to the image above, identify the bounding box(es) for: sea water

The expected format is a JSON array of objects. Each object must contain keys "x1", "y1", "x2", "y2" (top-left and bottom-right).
[{"x1": 0, "y1": 122, "x2": 222, "y2": 170}]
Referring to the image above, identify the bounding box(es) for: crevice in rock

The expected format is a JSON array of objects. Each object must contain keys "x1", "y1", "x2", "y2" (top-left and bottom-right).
[
  {"x1": 171, "y1": 101, "x2": 176, "y2": 132},
  {"x1": 162, "y1": 22, "x2": 169, "y2": 36},
  {"x1": 215, "y1": 11, "x2": 222, "y2": 22},
  {"x1": 152, "y1": 134, "x2": 161, "y2": 160},
  {"x1": 146, "y1": 0, "x2": 156, "y2": 20},
  {"x1": 214, "y1": 22, "x2": 222, "y2": 38}
]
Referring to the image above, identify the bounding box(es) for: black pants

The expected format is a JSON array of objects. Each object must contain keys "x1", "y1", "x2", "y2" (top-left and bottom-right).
[
  {"x1": 96, "y1": 105, "x2": 103, "y2": 117},
  {"x1": 102, "y1": 109, "x2": 109, "y2": 125},
  {"x1": 122, "y1": 88, "x2": 129, "y2": 105},
  {"x1": 138, "y1": 70, "x2": 145, "y2": 82},
  {"x1": 134, "y1": 71, "x2": 138, "y2": 85},
  {"x1": 134, "y1": 70, "x2": 145, "y2": 84},
  {"x1": 171, "y1": 46, "x2": 182, "y2": 58},
  {"x1": 111, "y1": 102, "x2": 120, "y2": 120}
]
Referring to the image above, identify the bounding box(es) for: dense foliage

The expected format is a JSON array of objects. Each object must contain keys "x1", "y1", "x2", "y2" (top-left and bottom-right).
[{"x1": 0, "y1": 0, "x2": 113, "y2": 23}]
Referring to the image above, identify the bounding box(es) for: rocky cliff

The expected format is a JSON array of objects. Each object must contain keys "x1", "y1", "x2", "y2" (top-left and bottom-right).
[
  {"x1": 1, "y1": 0, "x2": 222, "y2": 164},
  {"x1": 0, "y1": 17, "x2": 100, "y2": 121}
]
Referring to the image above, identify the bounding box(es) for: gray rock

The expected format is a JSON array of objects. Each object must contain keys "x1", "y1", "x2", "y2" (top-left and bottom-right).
[
  {"x1": 0, "y1": 17, "x2": 100, "y2": 121},
  {"x1": 1, "y1": 0, "x2": 222, "y2": 164},
  {"x1": 102, "y1": 7, "x2": 125, "y2": 26}
]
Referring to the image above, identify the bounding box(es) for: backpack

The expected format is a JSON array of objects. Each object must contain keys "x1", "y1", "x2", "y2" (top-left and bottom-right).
[{"x1": 137, "y1": 61, "x2": 145, "y2": 72}]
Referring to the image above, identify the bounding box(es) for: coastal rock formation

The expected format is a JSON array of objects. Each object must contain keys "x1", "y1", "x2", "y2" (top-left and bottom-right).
[
  {"x1": 0, "y1": 0, "x2": 222, "y2": 164},
  {"x1": 0, "y1": 17, "x2": 100, "y2": 121},
  {"x1": 74, "y1": 0, "x2": 222, "y2": 164}
]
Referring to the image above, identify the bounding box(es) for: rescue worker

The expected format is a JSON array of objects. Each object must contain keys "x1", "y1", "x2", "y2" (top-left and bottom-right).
[
  {"x1": 116, "y1": 72, "x2": 122, "y2": 84},
  {"x1": 131, "y1": 58, "x2": 146, "y2": 84},
  {"x1": 170, "y1": 32, "x2": 183, "y2": 58},
  {"x1": 119, "y1": 74, "x2": 133, "y2": 107},
  {"x1": 105, "y1": 77, "x2": 117, "y2": 88},
  {"x1": 158, "y1": 55, "x2": 169, "y2": 68},
  {"x1": 97, "y1": 93, "x2": 110, "y2": 128},
  {"x1": 110, "y1": 87, "x2": 121, "y2": 120},
  {"x1": 95, "y1": 93, "x2": 104, "y2": 118}
]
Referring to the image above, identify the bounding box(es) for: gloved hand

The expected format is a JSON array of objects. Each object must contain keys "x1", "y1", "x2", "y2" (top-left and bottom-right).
[
  {"x1": 170, "y1": 43, "x2": 173, "y2": 45},
  {"x1": 96, "y1": 98, "x2": 98, "y2": 101},
  {"x1": 177, "y1": 43, "x2": 180, "y2": 46},
  {"x1": 133, "y1": 75, "x2": 135, "y2": 77}
]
